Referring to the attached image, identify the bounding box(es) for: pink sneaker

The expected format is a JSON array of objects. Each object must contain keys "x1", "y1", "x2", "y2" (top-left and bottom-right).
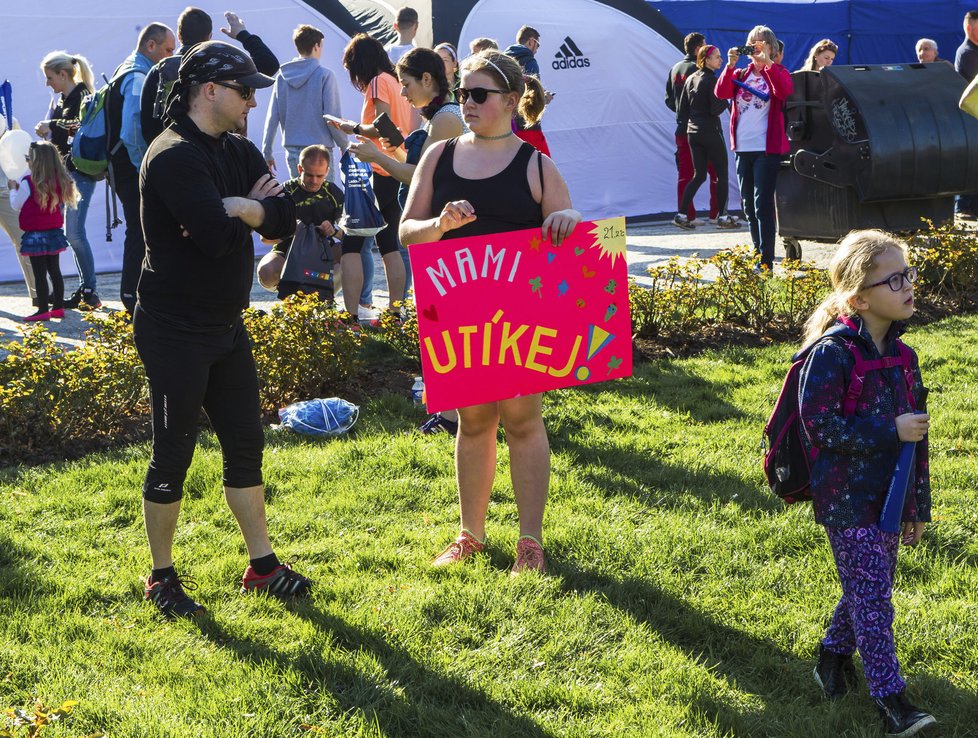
[
  {"x1": 511, "y1": 536, "x2": 546, "y2": 576},
  {"x1": 432, "y1": 530, "x2": 485, "y2": 567},
  {"x1": 50, "y1": 308, "x2": 65, "y2": 318},
  {"x1": 23, "y1": 310, "x2": 52, "y2": 322}
]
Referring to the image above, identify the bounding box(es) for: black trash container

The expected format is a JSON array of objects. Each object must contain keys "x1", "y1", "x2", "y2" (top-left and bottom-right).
[{"x1": 777, "y1": 62, "x2": 978, "y2": 254}]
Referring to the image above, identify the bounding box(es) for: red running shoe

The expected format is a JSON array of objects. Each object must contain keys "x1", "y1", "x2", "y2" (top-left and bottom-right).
[
  {"x1": 511, "y1": 536, "x2": 547, "y2": 576},
  {"x1": 432, "y1": 530, "x2": 485, "y2": 567},
  {"x1": 241, "y1": 563, "x2": 312, "y2": 599}
]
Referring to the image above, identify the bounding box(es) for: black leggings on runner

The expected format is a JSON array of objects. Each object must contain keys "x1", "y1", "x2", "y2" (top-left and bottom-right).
[
  {"x1": 341, "y1": 173, "x2": 402, "y2": 256},
  {"x1": 133, "y1": 306, "x2": 264, "y2": 503},
  {"x1": 679, "y1": 130, "x2": 729, "y2": 216},
  {"x1": 29, "y1": 253, "x2": 64, "y2": 311}
]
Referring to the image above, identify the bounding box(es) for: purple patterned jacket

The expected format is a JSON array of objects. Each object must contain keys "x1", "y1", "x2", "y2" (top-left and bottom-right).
[{"x1": 798, "y1": 316, "x2": 930, "y2": 528}]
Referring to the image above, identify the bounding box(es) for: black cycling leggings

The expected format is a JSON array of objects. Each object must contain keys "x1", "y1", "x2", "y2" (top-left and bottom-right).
[
  {"x1": 341, "y1": 172, "x2": 402, "y2": 256},
  {"x1": 133, "y1": 306, "x2": 264, "y2": 503},
  {"x1": 679, "y1": 130, "x2": 729, "y2": 216}
]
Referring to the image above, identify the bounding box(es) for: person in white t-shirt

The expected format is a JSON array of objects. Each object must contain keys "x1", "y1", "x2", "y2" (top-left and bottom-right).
[
  {"x1": 715, "y1": 25, "x2": 793, "y2": 270},
  {"x1": 385, "y1": 6, "x2": 418, "y2": 64}
]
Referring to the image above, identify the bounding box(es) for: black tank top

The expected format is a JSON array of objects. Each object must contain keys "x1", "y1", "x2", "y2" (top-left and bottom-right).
[{"x1": 430, "y1": 138, "x2": 543, "y2": 240}]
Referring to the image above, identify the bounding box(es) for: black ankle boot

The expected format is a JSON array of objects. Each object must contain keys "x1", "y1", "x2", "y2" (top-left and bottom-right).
[
  {"x1": 813, "y1": 644, "x2": 856, "y2": 699},
  {"x1": 873, "y1": 691, "x2": 936, "y2": 737}
]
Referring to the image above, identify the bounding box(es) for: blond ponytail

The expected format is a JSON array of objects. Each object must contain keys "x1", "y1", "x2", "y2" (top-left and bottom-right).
[
  {"x1": 518, "y1": 74, "x2": 546, "y2": 127},
  {"x1": 800, "y1": 229, "x2": 907, "y2": 347},
  {"x1": 40, "y1": 51, "x2": 95, "y2": 92}
]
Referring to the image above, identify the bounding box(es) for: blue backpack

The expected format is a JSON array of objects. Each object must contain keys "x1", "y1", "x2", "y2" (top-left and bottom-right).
[
  {"x1": 71, "y1": 69, "x2": 137, "y2": 239},
  {"x1": 71, "y1": 69, "x2": 135, "y2": 178}
]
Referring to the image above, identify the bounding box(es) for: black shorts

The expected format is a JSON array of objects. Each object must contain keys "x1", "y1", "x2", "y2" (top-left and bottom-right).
[{"x1": 133, "y1": 306, "x2": 264, "y2": 502}]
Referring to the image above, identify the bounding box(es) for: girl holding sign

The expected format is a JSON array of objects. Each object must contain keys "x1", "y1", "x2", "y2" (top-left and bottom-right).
[{"x1": 400, "y1": 50, "x2": 581, "y2": 575}]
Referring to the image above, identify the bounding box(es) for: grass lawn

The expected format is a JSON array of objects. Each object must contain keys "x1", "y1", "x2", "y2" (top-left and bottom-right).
[{"x1": 2, "y1": 314, "x2": 978, "y2": 737}]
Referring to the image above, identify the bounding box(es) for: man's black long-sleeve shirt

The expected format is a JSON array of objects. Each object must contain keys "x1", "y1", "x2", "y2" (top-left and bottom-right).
[
  {"x1": 141, "y1": 32, "x2": 280, "y2": 145},
  {"x1": 138, "y1": 115, "x2": 295, "y2": 329}
]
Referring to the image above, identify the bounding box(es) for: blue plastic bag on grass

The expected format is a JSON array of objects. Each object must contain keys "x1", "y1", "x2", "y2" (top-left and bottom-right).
[
  {"x1": 338, "y1": 149, "x2": 386, "y2": 237},
  {"x1": 277, "y1": 398, "x2": 359, "y2": 437}
]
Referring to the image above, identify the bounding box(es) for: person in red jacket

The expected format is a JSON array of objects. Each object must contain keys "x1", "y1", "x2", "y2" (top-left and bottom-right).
[{"x1": 715, "y1": 25, "x2": 792, "y2": 270}]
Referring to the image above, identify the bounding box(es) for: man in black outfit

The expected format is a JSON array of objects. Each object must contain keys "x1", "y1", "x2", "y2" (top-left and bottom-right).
[
  {"x1": 665, "y1": 32, "x2": 717, "y2": 225},
  {"x1": 140, "y1": 7, "x2": 280, "y2": 146},
  {"x1": 136, "y1": 41, "x2": 311, "y2": 618}
]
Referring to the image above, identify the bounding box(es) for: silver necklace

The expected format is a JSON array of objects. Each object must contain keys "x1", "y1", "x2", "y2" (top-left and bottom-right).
[{"x1": 473, "y1": 130, "x2": 515, "y2": 141}]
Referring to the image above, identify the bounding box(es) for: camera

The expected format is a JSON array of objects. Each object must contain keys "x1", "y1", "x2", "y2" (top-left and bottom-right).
[{"x1": 735, "y1": 45, "x2": 756, "y2": 56}]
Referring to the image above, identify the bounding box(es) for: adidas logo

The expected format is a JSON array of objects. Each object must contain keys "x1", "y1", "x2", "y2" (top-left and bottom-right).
[{"x1": 552, "y1": 36, "x2": 591, "y2": 70}]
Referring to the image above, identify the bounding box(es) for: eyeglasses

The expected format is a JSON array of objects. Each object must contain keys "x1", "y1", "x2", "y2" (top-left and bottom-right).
[
  {"x1": 213, "y1": 81, "x2": 255, "y2": 101},
  {"x1": 457, "y1": 87, "x2": 508, "y2": 104},
  {"x1": 864, "y1": 266, "x2": 918, "y2": 292}
]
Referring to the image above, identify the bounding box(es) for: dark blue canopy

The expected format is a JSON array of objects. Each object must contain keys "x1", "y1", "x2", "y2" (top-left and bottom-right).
[{"x1": 651, "y1": 1, "x2": 971, "y2": 72}]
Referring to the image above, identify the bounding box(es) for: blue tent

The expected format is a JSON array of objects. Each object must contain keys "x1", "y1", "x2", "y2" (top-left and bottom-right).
[{"x1": 651, "y1": 1, "x2": 972, "y2": 72}]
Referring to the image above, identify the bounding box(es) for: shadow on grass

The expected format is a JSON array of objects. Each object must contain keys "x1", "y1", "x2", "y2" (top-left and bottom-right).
[
  {"x1": 582, "y1": 361, "x2": 748, "y2": 424},
  {"x1": 195, "y1": 606, "x2": 552, "y2": 738},
  {"x1": 557, "y1": 564, "x2": 976, "y2": 737},
  {"x1": 551, "y1": 431, "x2": 779, "y2": 513},
  {"x1": 0, "y1": 532, "x2": 33, "y2": 598}
]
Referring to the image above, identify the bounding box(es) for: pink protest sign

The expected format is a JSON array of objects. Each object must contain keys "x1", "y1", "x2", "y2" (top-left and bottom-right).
[{"x1": 409, "y1": 217, "x2": 632, "y2": 412}]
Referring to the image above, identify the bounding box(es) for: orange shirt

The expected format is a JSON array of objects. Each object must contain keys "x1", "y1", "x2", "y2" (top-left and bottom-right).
[{"x1": 361, "y1": 72, "x2": 413, "y2": 176}]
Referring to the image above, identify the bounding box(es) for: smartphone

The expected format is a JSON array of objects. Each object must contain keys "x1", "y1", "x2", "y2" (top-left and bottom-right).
[
  {"x1": 735, "y1": 45, "x2": 756, "y2": 56},
  {"x1": 323, "y1": 114, "x2": 351, "y2": 126},
  {"x1": 372, "y1": 112, "x2": 405, "y2": 148}
]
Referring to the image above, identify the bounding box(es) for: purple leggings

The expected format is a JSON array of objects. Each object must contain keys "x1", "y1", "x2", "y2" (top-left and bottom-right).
[{"x1": 823, "y1": 525, "x2": 905, "y2": 698}]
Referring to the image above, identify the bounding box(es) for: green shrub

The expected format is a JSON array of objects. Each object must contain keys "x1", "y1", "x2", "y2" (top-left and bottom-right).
[
  {"x1": 907, "y1": 219, "x2": 978, "y2": 306},
  {"x1": 630, "y1": 247, "x2": 829, "y2": 338},
  {"x1": 0, "y1": 312, "x2": 146, "y2": 461},
  {"x1": 374, "y1": 299, "x2": 420, "y2": 365},
  {"x1": 244, "y1": 292, "x2": 364, "y2": 411}
]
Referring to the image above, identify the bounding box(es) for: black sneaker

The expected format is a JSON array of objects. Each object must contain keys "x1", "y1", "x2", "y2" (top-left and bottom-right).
[
  {"x1": 144, "y1": 571, "x2": 206, "y2": 619},
  {"x1": 241, "y1": 563, "x2": 312, "y2": 599},
  {"x1": 874, "y1": 691, "x2": 936, "y2": 737},
  {"x1": 64, "y1": 287, "x2": 83, "y2": 309},
  {"x1": 80, "y1": 288, "x2": 102, "y2": 310},
  {"x1": 813, "y1": 644, "x2": 857, "y2": 699},
  {"x1": 419, "y1": 413, "x2": 459, "y2": 436}
]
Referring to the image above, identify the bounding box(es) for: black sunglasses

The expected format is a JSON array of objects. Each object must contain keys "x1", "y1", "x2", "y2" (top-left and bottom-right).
[
  {"x1": 864, "y1": 266, "x2": 918, "y2": 292},
  {"x1": 457, "y1": 86, "x2": 508, "y2": 104},
  {"x1": 214, "y1": 81, "x2": 255, "y2": 101}
]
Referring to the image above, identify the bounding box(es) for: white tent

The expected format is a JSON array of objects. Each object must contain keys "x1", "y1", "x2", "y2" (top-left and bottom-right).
[
  {"x1": 439, "y1": 0, "x2": 740, "y2": 222},
  {"x1": 1, "y1": 0, "x2": 741, "y2": 286},
  {"x1": 0, "y1": 0, "x2": 365, "y2": 284}
]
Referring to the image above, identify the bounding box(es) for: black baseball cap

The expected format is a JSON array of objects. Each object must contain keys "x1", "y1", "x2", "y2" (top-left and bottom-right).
[{"x1": 178, "y1": 40, "x2": 274, "y2": 88}]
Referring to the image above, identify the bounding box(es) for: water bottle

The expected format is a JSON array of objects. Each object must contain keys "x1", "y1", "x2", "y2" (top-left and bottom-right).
[{"x1": 411, "y1": 376, "x2": 424, "y2": 405}]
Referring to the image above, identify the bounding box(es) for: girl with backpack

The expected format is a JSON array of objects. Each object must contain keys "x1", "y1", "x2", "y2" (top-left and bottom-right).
[
  {"x1": 8, "y1": 141, "x2": 79, "y2": 321},
  {"x1": 798, "y1": 230, "x2": 935, "y2": 738}
]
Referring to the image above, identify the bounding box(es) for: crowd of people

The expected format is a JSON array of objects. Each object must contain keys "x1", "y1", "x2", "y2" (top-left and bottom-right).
[
  {"x1": 665, "y1": 17, "x2": 978, "y2": 269},
  {"x1": 0, "y1": 7, "x2": 954, "y2": 737}
]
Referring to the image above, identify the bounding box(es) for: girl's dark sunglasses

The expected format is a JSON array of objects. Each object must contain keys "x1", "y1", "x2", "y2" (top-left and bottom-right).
[
  {"x1": 214, "y1": 81, "x2": 255, "y2": 101},
  {"x1": 865, "y1": 266, "x2": 918, "y2": 292},
  {"x1": 457, "y1": 87, "x2": 508, "y2": 104}
]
